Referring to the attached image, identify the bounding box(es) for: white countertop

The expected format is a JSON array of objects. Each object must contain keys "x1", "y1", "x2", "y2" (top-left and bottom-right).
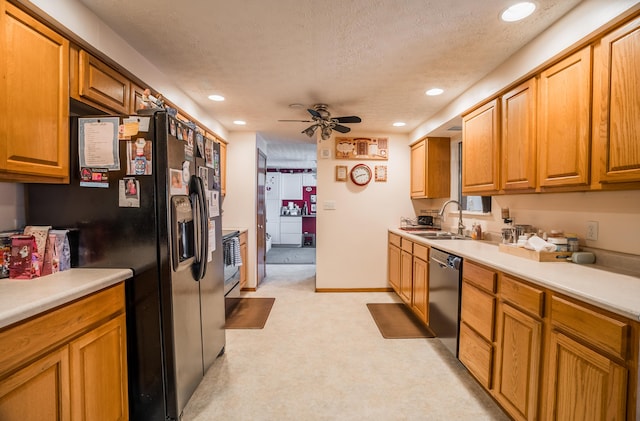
[
  {"x1": 390, "y1": 228, "x2": 640, "y2": 321},
  {"x1": 0, "y1": 268, "x2": 132, "y2": 329}
]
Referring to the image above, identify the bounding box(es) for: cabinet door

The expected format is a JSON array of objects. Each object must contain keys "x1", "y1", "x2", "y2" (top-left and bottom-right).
[
  {"x1": 266, "y1": 172, "x2": 281, "y2": 200},
  {"x1": 219, "y1": 140, "x2": 227, "y2": 196},
  {"x1": 596, "y1": 17, "x2": 640, "y2": 184},
  {"x1": 411, "y1": 138, "x2": 450, "y2": 198},
  {"x1": 411, "y1": 257, "x2": 428, "y2": 324},
  {"x1": 0, "y1": 347, "x2": 70, "y2": 421},
  {"x1": 280, "y1": 173, "x2": 303, "y2": 199},
  {"x1": 538, "y1": 47, "x2": 592, "y2": 188},
  {"x1": 399, "y1": 250, "x2": 413, "y2": 305},
  {"x1": 77, "y1": 50, "x2": 131, "y2": 114},
  {"x1": 0, "y1": 3, "x2": 69, "y2": 182},
  {"x1": 462, "y1": 99, "x2": 500, "y2": 194},
  {"x1": 501, "y1": 78, "x2": 537, "y2": 192},
  {"x1": 388, "y1": 244, "x2": 401, "y2": 294},
  {"x1": 70, "y1": 314, "x2": 128, "y2": 421},
  {"x1": 410, "y1": 140, "x2": 426, "y2": 197},
  {"x1": 494, "y1": 303, "x2": 542, "y2": 421},
  {"x1": 544, "y1": 331, "x2": 627, "y2": 420},
  {"x1": 130, "y1": 83, "x2": 146, "y2": 114}
]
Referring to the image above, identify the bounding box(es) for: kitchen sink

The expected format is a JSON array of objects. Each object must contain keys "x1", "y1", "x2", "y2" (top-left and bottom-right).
[{"x1": 411, "y1": 232, "x2": 470, "y2": 240}]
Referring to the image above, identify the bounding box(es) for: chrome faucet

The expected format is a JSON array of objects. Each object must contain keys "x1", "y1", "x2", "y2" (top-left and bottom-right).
[{"x1": 439, "y1": 199, "x2": 466, "y2": 236}]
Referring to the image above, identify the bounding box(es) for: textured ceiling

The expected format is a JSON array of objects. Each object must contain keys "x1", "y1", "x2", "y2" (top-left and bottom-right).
[{"x1": 77, "y1": 0, "x2": 582, "y2": 162}]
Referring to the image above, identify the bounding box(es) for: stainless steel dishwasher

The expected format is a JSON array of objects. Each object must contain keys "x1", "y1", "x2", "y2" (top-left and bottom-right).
[{"x1": 429, "y1": 247, "x2": 463, "y2": 357}]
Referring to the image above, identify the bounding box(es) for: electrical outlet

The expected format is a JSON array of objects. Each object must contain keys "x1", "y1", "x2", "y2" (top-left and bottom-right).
[{"x1": 586, "y1": 221, "x2": 599, "y2": 241}]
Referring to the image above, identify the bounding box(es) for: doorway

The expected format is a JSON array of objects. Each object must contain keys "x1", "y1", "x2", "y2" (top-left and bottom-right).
[{"x1": 263, "y1": 142, "x2": 317, "y2": 266}]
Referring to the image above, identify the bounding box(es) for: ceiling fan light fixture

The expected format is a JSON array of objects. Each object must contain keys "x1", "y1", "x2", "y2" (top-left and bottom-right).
[
  {"x1": 321, "y1": 126, "x2": 332, "y2": 140},
  {"x1": 302, "y1": 125, "x2": 318, "y2": 137}
]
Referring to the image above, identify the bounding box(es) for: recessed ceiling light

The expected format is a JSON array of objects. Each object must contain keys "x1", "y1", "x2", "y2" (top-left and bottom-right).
[
  {"x1": 426, "y1": 88, "x2": 444, "y2": 96},
  {"x1": 208, "y1": 94, "x2": 225, "y2": 102},
  {"x1": 233, "y1": 120, "x2": 246, "y2": 125},
  {"x1": 393, "y1": 122, "x2": 406, "y2": 127},
  {"x1": 501, "y1": 2, "x2": 536, "y2": 22}
]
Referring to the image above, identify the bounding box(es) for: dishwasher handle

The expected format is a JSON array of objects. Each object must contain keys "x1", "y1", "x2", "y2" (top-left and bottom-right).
[{"x1": 431, "y1": 256, "x2": 449, "y2": 268}]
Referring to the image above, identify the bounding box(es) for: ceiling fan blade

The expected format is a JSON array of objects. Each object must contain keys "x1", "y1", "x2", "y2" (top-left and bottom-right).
[
  {"x1": 278, "y1": 119, "x2": 313, "y2": 122},
  {"x1": 334, "y1": 116, "x2": 361, "y2": 124},
  {"x1": 332, "y1": 124, "x2": 351, "y2": 133},
  {"x1": 307, "y1": 108, "x2": 321, "y2": 118}
]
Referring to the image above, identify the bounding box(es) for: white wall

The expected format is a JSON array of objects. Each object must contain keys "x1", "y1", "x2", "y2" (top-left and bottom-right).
[
  {"x1": 0, "y1": 184, "x2": 24, "y2": 231},
  {"x1": 315, "y1": 132, "x2": 415, "y2": 289},
  {"x1": 222, "y1": 132, "x2": 258, "y2": 288}
]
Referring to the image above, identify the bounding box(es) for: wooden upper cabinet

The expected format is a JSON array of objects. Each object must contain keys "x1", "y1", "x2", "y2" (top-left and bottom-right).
[
  {"x1": 410, "y1": 137, "x2": 450, "y2": 198},
  {"x1": 71, "y1": 47, "x2": 131, "y2": 114},
  {"x1": 219, "y1": 140, "x2": 227, "y2": 196},
  {"x1": 462, "y1": 99, "x2": 500, "y2": 194},
  {"x1": 538, "y1": 46, "x2": 592, "y2": 188},
  {"x1": 596, "y1": 16, "x2": 640, "y2": 184},
  {"x1": 0, "y1": 2, "x2": 69, "y2": 183},
  {"x1": 501, "y1": 78, "x2": 537, "y2": 192},
  {"x1": 130, "y1": 83, "x2": 146, "y2": 114}
]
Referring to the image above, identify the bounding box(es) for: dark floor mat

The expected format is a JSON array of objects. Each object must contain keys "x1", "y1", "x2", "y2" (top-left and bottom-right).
[
  {"x1": 225, "y1": 298, "x2": 275, "y2": 329},
  {"x1": 367, "y1": 303, "x2": 435, "y2": 339}
]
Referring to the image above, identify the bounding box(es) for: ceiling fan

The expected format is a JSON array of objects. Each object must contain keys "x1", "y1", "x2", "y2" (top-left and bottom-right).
[{"x1": 279, "y1": 104, "x2": 362, "y2": 140}]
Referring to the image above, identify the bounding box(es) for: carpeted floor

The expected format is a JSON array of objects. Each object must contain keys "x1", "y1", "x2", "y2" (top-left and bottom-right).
[{"x1": 266, "y1": 246, "x2": 316, "y2": 264}]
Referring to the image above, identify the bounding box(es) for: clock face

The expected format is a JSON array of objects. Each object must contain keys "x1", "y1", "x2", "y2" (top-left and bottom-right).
[{"x1": 350, "y1": 164, "x2": 372, "y2": 186}]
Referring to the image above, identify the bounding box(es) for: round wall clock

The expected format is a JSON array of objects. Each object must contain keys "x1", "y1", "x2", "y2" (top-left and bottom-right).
[{"x1": 350, "y1": 163, "x2": 372, "y2": 186}]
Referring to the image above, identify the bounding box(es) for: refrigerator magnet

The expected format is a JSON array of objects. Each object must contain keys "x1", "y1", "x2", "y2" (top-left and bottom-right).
[{"x1": 119, "y1": 178, "x2": 140, "y2": 208}]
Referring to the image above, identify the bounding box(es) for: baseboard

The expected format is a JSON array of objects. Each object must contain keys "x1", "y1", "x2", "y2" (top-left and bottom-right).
[{"x1": 315, "y1": 287, "x2": 394, "y2": 293}]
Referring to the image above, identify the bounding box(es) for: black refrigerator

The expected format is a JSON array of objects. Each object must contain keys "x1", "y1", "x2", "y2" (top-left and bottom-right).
[{"x1": 26, "y1": 109, "x2": 226, "y2": 421}]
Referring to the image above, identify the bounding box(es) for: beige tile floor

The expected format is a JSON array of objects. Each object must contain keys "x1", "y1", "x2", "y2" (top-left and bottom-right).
[{"x1": 182, "y1": 264, "x2": 509, "y2": 420}]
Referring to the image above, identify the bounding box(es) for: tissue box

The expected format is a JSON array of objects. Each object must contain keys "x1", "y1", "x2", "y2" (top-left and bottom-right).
[{"x1": 498, "y1": 243, "x2": 572, "y2": 262}]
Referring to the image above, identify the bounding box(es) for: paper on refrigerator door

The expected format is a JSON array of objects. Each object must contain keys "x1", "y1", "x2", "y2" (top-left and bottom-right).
[
  {"x1": 208, "y1": 219, "x2": 216, "y2": 262},
  {"x1": 208, "y1": 190, "x2": 220, "y2": 217}
]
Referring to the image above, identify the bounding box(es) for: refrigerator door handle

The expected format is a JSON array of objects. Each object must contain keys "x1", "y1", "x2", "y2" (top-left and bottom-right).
[{"x1": 190, "y1": 175, "x2": 208, "y2": 281}]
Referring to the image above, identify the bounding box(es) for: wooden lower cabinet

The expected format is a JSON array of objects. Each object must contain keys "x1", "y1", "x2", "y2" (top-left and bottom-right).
[
  {"x1": 494, "y1": 302, "x2": 542, "y2": 421},
  {"x1": 70, "y1": 314, "x2": 128, "y2": 421},
  {"x1": 545, "y1": 330, "x2": 627, "y2": 420},
  {"x1": 387, "y1": 232, "x2": 430, "y2": 323},
  {"x1": 399, "y1": 248, "x2": 413, "y2": 305},
  {"x1": 0, "y1": 283, "x2": 128, "y2": 421},
  {"x1": 0, "y1": 348, "x2": 70, "y2": 420},
  {"x1": 388, "y1": 242, "x2": 401, "y2": 294},
  {"x1": 458, "y1": 261, "x2": 638, "y2": 421},
  {"x1": 411, "y1": 244, "x2": 429, "y2": 324}
]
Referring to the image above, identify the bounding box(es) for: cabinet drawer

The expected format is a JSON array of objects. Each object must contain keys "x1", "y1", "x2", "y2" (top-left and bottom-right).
[
  {"x1": 501, "y1": 275, "x2": 544, "y2": 318},
  {"x1": 459, "y1": 322, "x2": 494, "y2": 389},
  {"x1": 388, "y1": 232, "x2": 401, "y2": 248},
  {"x1": 401, "y1": 239, "x2": 413, "y2": 253},
  {"x1": 78, "y1": 50, "x2": 131, "y2": 114},
  {"x1": 463, "y1": 260, "x2": 497, "y2": 293},
  {"x1": 551, "y1": 296, "x2": 629, "y2": 360},
  {"x1": 413, "y1": 243, "x2": 429, "y2": 262},
  {"x1": 461, "y1": 280, "x2": 495, "y2": 341}
]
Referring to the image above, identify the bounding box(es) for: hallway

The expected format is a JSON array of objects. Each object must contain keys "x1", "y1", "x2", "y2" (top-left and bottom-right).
[{"x1": 182, "y1": 265, "x2": 508, "y2": 420}]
